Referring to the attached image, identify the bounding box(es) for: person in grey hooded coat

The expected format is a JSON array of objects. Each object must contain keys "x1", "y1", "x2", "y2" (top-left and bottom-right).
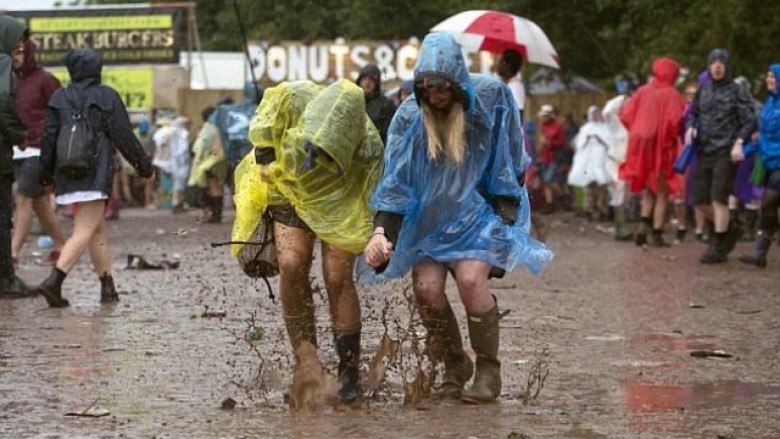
[{"x1": 35, "y1": 47, "x2": 154, "y2": 307}]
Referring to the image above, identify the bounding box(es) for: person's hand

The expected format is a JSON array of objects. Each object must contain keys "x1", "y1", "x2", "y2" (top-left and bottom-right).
[
  {"x1": 731, "y1": 140, "x2": 745, "y2": 162},
  {"x1": 364, "y1": 231, "x2": 393, "y2": 268},
  {"x1": 685, "y1": 127, "x2": 697, "y2": 146}
]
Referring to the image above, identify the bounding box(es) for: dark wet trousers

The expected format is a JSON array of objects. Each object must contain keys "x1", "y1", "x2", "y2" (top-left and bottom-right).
[{"x1": 0, "y1": 175, "x2": 14, "y2": 280}]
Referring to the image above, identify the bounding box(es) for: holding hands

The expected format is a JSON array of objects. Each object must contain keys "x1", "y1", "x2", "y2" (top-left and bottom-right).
[{"x1": 364, "y1": 228, "x2": 393, "y2": 268}]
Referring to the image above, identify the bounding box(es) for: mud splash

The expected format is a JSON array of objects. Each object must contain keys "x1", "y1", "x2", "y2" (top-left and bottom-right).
[{"x1": 289, "y1": 342, "x2": 339, "y2": 411}]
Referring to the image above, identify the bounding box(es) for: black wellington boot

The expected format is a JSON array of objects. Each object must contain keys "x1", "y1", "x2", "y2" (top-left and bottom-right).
[
  {"x1": 738, "y1": 231, "x2": 772, "y2": 268},
  {"x1": 100, "y1": 274, "x2": 119, "y2": 303},
  {"x1": 36, "y1": 268, "x2": 69, "y2": 307},
  {"x1": 335, "y1": 331, "x2": 362, "y2": 404}
]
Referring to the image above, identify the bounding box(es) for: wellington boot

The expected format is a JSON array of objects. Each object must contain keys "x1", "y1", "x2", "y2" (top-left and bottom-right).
[
  {"x1": 100, "y1": 274, "x2": 120, "y2": 303},
  {"x1": 700, "y1": 234, "x2": 728, "y2": 264},
  {"x1": 420, "y1": 302, "x2": 474, "y2": 399},
  {"x1": 461, "y1": 306, "x2": 501, "y2": 404},
  {"x1": 0, "y1": 274, "x2": 34, "y2": 298},
  {"x1": 738, "y1": 231, "x2": 772, "y2": 268},
  {"x1": 613, "y1": 206, "x2": 633, "y2": 242},
  {"x1": 335, "y1": 331, "x2": 362, "y2": 404},
  {"x1": 36, "y1": 268, "x2": 69, "y2": 307}
]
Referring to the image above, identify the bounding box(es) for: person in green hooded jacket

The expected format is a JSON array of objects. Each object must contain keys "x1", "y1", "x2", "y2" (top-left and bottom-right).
[{"x1": 0, "y1": 15, "x2": 31, "y2": 297}]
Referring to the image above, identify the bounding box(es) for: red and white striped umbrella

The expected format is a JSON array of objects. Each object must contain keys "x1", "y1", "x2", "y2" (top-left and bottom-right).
[{"x1": 431, "y1": 10, "x2": 560, "y2": 69}]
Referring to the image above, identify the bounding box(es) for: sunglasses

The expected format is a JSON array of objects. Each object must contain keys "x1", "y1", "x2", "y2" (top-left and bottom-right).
[{"x1": 419, "y1": 76, "x2": 452, "y2": 91}]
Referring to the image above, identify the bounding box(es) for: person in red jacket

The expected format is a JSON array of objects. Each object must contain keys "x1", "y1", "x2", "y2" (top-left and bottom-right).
[
  {"x1": 11, "y1": 38, "x2": 65, "y2": 266},
  {"x1": 538, "y1": 104, "x2": 566, "y2": 211},
  {"x1": 619, "y1": 58, "x2": 687, "y2": 247}
]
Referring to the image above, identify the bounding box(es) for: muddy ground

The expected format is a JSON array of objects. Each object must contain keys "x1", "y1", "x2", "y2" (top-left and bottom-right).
[{"x1": 2, "y1": 208, "x2": 779, "y2": 438}]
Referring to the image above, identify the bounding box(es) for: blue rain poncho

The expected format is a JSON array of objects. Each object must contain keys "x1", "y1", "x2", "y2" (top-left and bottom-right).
[
  {"x1": 209, "y1": 82, "x2": 262, "y2": 168},
  {"x1": 370, "y1": 33, "x2": 553, "y2": 278}
]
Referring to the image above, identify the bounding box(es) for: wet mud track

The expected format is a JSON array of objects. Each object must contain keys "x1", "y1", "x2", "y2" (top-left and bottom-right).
[{"x1": 2, "y1": 210, "x2": 779, "y2": 438}]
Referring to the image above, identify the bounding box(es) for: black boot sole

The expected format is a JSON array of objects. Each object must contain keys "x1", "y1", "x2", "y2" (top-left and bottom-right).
[{"x1": 38, "y1": 287, "x2": 70, "y2": 308}]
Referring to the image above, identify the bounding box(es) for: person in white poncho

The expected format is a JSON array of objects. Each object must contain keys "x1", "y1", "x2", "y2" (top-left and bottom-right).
[
  {"x1": 603, "y1": 95, "x2": 633, "y2": 241},
  {"x1": 568, "y1": 105, "x2": 612, "y2": 221}
]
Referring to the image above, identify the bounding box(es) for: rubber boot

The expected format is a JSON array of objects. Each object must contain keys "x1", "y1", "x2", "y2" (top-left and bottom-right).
[
  {"x1": 0, "y1": 274, "x2": 34, "y2": 298},
  {"x1": 635, "y1": 217, "x2": 651, "y2": 247},
  {"x1": 723, "y1": 219, "x2": 744, "y2": 255},
  {"x1": 742, "y1": 209, "x2": 758, "y2": 242},
  {"x1": 650, "y1": 229, "x2": 670, "y2": 247},
  {"x1": 420, "y1": 302, "x2": 474, "y2": 399},
  {"x1": 99, "y1": 274, "x2": 119, "y2": 303},
  {"x1": 461, "y1": 306, "x2": 501, "y2": 404},
  {"x1": 204, "y1": 196, "x2": 223, "y2": 224},
  {"x1": 738, "y1": 231, "x2": 772, "y2": 268},
  {"x1": 36, "y1": 267, "x2": 70, "y2": 307},
  {"x1": 700, "y1": 232, "x2": 728, "y2": 264},
  {"x1": 613, "y1": 205, "x2": 633, "y2": 241},
  {"x1": 335, "y1": 330, "x2": 362, "y2": 404}
]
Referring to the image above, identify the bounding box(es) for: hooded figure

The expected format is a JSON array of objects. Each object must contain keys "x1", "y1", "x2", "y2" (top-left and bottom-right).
[
  {"x1": 568, "y1": 105, "x2": 612, "y2": 188},
  {"x1": 42, "y1": 48, "x2": 154, "y2": 200},
  {"x1": 619, "y1": 57, "x2": 687, "y2": 195},
  {"x1": 365, "y1": 33, "x2": 552, "y2": 404},
  {"x1": 739, "y1": 63, "x2": 780, "y2": 268},
  {"x1": 36, "y1": 47, "x2": 153, "y2": 308},
  {"x1": 231, "y1": 79, "x2": 384, "y2": 405},
  {"x1": 0, "y1": 15, "x2": 31, "y2": 296},
  {"x1": 356, "y1": 64, "x2": 396, "y2": 143},
  {"x1": 13, "y1": 39, "x2": 60, "y2": 153},
  {"x1": 210, "y1": 81, "x2": 263, "y2": 173},
  {"x1": 687, "y1": 49, "x2": 757, "y2": 264}
]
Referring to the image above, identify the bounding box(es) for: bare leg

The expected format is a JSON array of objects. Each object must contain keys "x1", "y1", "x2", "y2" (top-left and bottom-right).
[
  {"x1": 32, "y1": 195, "x2": 65, "y2": 251},
  {"x1": 412, "y1": 260, "x2": 448, "y2": 310},
  {"x1": 652, "y1": 188, "x2": 668, "y2": 230},
  {"x1": 88, "y1": 215, "x2": 111, "y2": 276},
  {"x1": 56, "y1": 201, "x2": 105, "y2": 274},
  {"x1": 712, "y1": 201, "x2": 730, "y2": 233},
  {"x1": 11, "y1": 195, "x2": 34, "y2": 259},
  {"x1": 452, "y1": 260, "x2": 493, "y2": 314},
  {"x1": 274, "y1": 222, "x2": 316, "y2": 349},
  {"x1": 321, "y1": 243, "x2": 360, "y2": 334}
]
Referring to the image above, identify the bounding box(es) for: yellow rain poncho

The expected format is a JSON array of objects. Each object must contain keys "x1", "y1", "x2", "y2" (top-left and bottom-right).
[
  {"x1": 231, "y1": 79, "x2": 384, "y2": 256},
  {"x1": 188, "y1": 122, "x2": 227, "y2": 188}
]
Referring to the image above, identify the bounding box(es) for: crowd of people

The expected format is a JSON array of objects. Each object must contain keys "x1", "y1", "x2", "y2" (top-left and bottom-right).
[
  {"x1": 532, "y1": 49, "x2": 778, "y2": 269},
  {"x1": 1, "y1": 11, "x2": 778, "y2": 409}
]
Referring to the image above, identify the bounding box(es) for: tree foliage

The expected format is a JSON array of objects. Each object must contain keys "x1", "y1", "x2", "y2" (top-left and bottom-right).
[{"x1": 75, "y1": 0, "x2": 780, "y2": 89}]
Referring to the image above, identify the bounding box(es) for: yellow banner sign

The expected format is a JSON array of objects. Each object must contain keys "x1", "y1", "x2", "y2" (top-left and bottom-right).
[
  {"x1": 30, "y1": 15, "x2": 173, "y2": 32},
  {"x1": 50, "y1": 67, "x2": 154, "y2": 111}
]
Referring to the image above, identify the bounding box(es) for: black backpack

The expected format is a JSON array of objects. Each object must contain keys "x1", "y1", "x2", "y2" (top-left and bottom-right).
[{"x1": 55, "y1": 88, "x2": 99, "y2": 179}]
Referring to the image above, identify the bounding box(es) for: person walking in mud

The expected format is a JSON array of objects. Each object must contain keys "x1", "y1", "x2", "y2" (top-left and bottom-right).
[
  {"x1": 364, "y1": 33, "x2": 552, "y2": 404},
  {"x1": 687, "y1": 49, "x2": 756, "y2": 263},
  {"x1": 10, "y1": 35, "x2": 67, "y2": 266},
  {"x1": 619, "y1": 57, "x2": 687, "y2": 247},
  {"x1": 34, "y1": 48, "x2": 154, "y2": 307},
  {"x1": 232, "y1": 79, "x2": 384, "y2": 404},
  {"x1": 0, "y1": 15, "x2": 31, "y2": 297},
  {"x1": 739, "y1": 63, "x2": 780, "y2": 268}
]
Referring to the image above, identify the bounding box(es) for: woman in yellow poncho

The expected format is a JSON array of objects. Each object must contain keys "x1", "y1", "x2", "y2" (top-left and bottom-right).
[{"x1": 232, "y1": 79, "x2": 383, "y2": 404}]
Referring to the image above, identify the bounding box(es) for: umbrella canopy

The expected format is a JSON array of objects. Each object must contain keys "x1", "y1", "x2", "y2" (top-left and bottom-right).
[{"x1": 431, "y1": 10, "x2": 560, "y2": 69}]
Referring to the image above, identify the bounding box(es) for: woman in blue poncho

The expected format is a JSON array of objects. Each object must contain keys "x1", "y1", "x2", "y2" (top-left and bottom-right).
[
  {"x1": 364, "y1": 33, "x2": 552, "y2": 404},
  {"x1": 739, "y1": 63, "x2": 780, "y2": 267}
]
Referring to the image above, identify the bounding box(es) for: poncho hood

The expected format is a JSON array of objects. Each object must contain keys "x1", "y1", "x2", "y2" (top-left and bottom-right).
[
  {"x1": 413, "y1": 32, "x2": 475, "y2": 111},
  {"x1": 651, "y1": 57, "x2": 679, "y2": 88}
]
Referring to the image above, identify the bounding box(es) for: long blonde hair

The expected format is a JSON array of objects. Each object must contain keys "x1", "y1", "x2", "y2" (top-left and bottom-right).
[{"x1": 421, "y1": 101, "x2": 466, "y2": 165}]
